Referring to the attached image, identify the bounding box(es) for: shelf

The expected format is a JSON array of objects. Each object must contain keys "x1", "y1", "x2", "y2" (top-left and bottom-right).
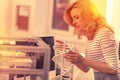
[{"x1": 0, "y1": 68, "x2": 43, "y2": 75}]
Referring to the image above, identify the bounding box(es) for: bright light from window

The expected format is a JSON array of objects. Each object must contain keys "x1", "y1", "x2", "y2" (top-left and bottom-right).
[
  {"x1": 106, "y1": 0, "x2": 120, "y2": 40},
  {"x1": 106, "y1": 0, "x2": 113, "y2": 24}
]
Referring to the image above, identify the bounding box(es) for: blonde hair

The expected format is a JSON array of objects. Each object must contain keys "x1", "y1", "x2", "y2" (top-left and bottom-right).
[{"x1": 63, "y1": 0, "x2": 114, "y2": 40}]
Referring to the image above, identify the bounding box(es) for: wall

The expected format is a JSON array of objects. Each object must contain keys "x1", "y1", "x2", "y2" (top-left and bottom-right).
[
  {"x1": 8, "y1": 0, "x2": 50, "y2": 38},
  {"x1": 108, "y1": 0, "x2": 120, "y2": 40},
  {"x1": 0, "y1": 0, "x2": 10, "y2": 37}
]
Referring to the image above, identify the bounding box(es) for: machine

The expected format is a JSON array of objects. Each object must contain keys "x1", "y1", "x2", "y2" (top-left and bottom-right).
[{"x1": 0, "y1": 37, "x2": 51, "y2": 80}]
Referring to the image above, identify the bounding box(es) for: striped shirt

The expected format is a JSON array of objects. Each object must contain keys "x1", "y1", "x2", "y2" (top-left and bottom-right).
[{"x1": 85, "y1": 27, "x2": 119, "y2": 72}]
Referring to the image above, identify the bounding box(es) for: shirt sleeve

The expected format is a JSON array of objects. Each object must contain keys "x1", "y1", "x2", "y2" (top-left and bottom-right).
[{"x1": 99, "y1": 28, "x2": 119, "y2": 70}]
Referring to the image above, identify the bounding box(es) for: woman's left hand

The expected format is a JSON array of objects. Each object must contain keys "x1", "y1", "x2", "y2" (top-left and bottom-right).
[{"x1": 64, "y1": 51, "x2": 85, "y2": 64}]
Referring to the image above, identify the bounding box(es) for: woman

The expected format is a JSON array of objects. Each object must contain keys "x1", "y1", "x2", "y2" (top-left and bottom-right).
[{"x1": 63, "y1": 0, "x2": 119, "y2": 80}]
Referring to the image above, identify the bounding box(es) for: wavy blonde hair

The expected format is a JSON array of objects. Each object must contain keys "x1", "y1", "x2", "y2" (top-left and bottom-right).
[{"x1": 63, "y1": 0, "x2": 114, "y2": 40}]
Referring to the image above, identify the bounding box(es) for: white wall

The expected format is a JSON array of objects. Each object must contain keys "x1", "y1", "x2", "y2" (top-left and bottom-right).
[
  {"x1": 107, "y1": 0, "x2": 120, "y2": 40},
  {"x1": 7, "y1": 0, "x2": 50, "y2": 38},
  {"x1": 0, "y1": 0, "x2": 10, "y2": 37},
  {"x1": 0, "y1": 0, "x2": 60, "y2": 38}
]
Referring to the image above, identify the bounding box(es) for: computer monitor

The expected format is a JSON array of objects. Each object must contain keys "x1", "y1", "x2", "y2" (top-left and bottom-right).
[{"x1": 40, "y1": 36, "x2": 55, "y2": 71}]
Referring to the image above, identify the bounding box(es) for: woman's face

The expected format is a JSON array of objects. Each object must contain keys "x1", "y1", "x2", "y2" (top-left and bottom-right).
[{"x1": 70, "y1": 7, "x2": 87, "y2": 38}]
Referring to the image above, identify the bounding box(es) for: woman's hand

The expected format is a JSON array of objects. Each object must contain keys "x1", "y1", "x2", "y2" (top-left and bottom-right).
[{"x1": 64, "y1": 51, "x2": 85, "y2": 64}]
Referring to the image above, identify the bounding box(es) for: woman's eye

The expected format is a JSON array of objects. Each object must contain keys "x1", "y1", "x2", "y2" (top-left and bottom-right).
[{"x1": 74, "y1": 15, "x2": 79, "y2": 19}]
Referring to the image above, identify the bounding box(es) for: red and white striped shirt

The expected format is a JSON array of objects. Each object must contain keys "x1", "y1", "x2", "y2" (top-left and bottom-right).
[{"x1": 85, "y1": 27, "x2": 119, "y2": 72}]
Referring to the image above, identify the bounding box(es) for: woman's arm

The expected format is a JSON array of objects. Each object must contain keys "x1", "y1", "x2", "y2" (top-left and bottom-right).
[
  {"x1": 82, "y1": 58, "x2": 117, "y2": 74},
  {"x1": 64, "y1": 51, "x2": 117, "y2": 74},
  {"x1": 75, "y1": 62, "x2": 89, "y2": 72}
]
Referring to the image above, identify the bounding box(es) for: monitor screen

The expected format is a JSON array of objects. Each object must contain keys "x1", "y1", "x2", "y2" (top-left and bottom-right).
[{"x1": 40, "y1": 36, "x2": 55, "y2": 71}]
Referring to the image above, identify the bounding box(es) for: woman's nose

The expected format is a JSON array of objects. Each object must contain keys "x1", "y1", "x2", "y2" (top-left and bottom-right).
[
  {"x1": 72, "y1": 21, "x2": 77, "y2": 27},
  {"x1": 72, "y1": 20, "x2": 76, "y2": 24}
]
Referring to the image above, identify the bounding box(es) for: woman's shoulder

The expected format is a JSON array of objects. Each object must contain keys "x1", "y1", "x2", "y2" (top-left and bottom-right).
[
  {"x1": 97, "y1": 27, "x2": 113, "y2": 35},
  {"x1": 95, "y1": 27, "x2": 114, "y2": 40}
]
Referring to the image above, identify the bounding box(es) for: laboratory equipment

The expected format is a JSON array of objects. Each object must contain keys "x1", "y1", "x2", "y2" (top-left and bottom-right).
[{"x1": 0, "y1": 37, "x2": 51, "y2": 80}]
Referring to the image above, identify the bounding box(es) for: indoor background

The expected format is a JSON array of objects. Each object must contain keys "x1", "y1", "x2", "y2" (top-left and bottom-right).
[{"x1": 0, "y1": 0, "x2": 120, "y2": 80}]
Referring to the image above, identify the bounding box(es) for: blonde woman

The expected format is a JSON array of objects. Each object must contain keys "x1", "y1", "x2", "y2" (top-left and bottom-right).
[{"x1": 63, "y1": 0, "x2": 119, "y2": 80}]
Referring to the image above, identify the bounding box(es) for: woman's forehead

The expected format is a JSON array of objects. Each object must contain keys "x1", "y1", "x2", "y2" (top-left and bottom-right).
[{"x1": 70, "y1": 8, "x2": 81, "y2": 16}]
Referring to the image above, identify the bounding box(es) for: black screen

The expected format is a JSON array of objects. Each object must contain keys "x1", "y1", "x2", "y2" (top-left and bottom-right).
[{"x1": 40, "y1": 36, "x2": 55, "y2": 71}]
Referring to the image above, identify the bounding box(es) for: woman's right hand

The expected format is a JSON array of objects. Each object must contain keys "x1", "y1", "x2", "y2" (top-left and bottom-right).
[{"x1": 64, "y1": 51, "x2": 85, "y2": 64}]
